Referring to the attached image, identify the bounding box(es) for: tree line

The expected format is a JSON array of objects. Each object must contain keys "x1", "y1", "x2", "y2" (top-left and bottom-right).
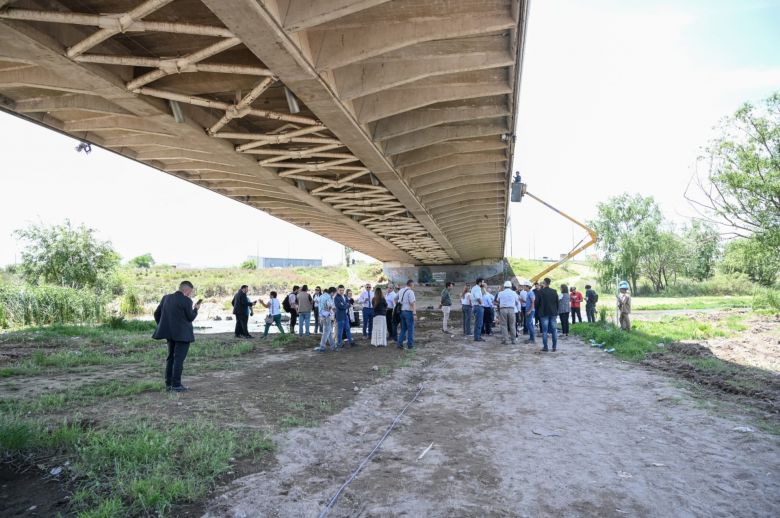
[{"x1": 592, "y1": 92, "x2": 779, "y2": 292}]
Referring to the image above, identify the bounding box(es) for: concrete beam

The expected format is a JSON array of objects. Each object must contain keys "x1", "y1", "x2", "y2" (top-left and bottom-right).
[
  {"x1": 0, "y1": 66, "x2": 94, "y2": 94},
  {"x1": 337, "y1": 50, "x2": 514, "y2": 101},
  {"x1": 281, "y1": 0, "x2": 392, "y2": 32},
  {"x1": 414, "y1": 172, "x2": 506, "y2": 196},
  {"x1": 64, "y1": 116, "x2": 172, "y2": 137},
  {"x1": 374, "y1": 104, "x2": 511, "y2": 141},
  {"x1": 14, "y1": 94, "x2": 130, "y2": 115},
  {"x1": 393, "y1": 139, "x2": 508, "y2": 168},
  {"x1": 309, "y1": 13, "x2": 515, "y2": 71},
  {"x1": 383, "y1": 121, "x2": 509, "y2": 156},
  {"x1": 402, "y1": 151, "x2": 507, "y2": 179},
  {"x1": 354, "y1": 81, "x2": 512, "y2": 124}
]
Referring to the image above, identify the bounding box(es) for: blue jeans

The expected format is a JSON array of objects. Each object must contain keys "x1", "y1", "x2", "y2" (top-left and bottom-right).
[
  {"x1": 462, "y1": 305, "x2": 472, "y2": 335},
  {"x1": 362, "y1": 307, "x2": 374, "y2": 336},
  {"x1": 337, "y1": 318, "x2": 353, "y2": 346},
  {"x1": 399, "y1": 310, "x2": 414, "y2": 347},
  {"x1": 525, "y1": 312, "x2": 535, "y2": 341},
  {"x1": 540, "y1": 315, "x2": 558, "y2": 349},
  {"x1": 318, "y1": 317, "x2": 335, "y2": 349},
  {"x1": 473, "y1": 305, "x2": 484, "y2": 340},
  {"x1": 298, "y1": 311, "x2": 311, "y2": 335}
]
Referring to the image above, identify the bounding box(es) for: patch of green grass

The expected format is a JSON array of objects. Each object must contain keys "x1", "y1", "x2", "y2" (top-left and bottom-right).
[
  {"x1": 1, "y1": 417, "x2": 273, "y2": 517},
  {"x1": 0, "y1": 379, "x2": 161, "y2": 414},
  {"x1": 633, "y1": 296, "x2": 753, "y2": 311},
  {"x1": 570, "y1": 314, "x2": 745, "y2": 362},
  {"x1": 279, "y1": 415, "x2": 317, "y2": 429},
  {"x1": 270, "y1": 333, "x2": 297, "y2": 348}
]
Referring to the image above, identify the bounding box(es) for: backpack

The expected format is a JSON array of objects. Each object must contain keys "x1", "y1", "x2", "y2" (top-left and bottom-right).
[
  {"x1": 393, "y1": 289, "x2": 409, "y2": 324},
  {"x1": 282, "y1": 293, "x2": 292, "y2": 313},
  {"x1": 593, "y1": 293, "x2": 599, "y2": 304}
]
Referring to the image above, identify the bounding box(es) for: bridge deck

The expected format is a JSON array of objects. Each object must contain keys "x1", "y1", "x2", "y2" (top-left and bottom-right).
[{"x1": 0, "y1": 0, "x2": 527, "y2": 264}]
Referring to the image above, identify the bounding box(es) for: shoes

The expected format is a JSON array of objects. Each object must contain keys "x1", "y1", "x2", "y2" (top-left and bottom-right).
[
  {"x1": 541, "y1": 347, "x2": 548, "y2": 352},
  {"x1": 165, "y1": 385, "x2": 172, "y2": 391},
  {"x1": 245, "y1": 334, "x2": 254, "y2": 339},
  {"x1": 474, "y1": 338, "x2": 485, "y2": 342},
  {"x1": 314, "y1": 347, "x2": 325, "y2": 352},
  {"x1": 171, "y1": 385, "x2": 190, "y2": 392},
  {"x1": 552, "y1": 347, "x2": 557, "y2": 352},
  {"x1": 525, "y1": 339, "x2": 535, "y2": 344},
  {"x1": 407, "y1": 346, "x2": 415, "y2": 350},
  {"x1": 349, "y1": 342, "x2": 356, "y2": 347},
  {"x1": 396, "y1": 345, "x2": 404, "y2": 349}
]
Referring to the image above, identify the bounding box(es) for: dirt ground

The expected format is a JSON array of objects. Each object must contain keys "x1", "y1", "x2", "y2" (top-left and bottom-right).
[
  {"x1": 196, "y1": 313, "x2": 780, "y2": 518},
  {"x1": 2, "y1": 310, "x2": 779, "y2": 517}
]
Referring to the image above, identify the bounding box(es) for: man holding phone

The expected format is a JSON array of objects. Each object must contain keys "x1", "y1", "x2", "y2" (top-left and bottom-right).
[{"x1": 153, "y1": 281, "x2": 201, "y2": 392}]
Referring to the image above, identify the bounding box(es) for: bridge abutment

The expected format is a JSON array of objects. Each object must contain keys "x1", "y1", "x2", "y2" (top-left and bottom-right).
[{"x1": 383, "y1": 259, "x2": 513, "y2": 286}]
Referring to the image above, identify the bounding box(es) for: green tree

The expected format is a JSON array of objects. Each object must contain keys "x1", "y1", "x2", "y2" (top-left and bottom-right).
[
  {"x1": 128, "y1": 253, "x2": 155, "y2": 268},
  {"x1": 680, "y1": 221, "x2": 721, "y2": 281},
  {"x1": 721, "y1": 237, "x2": 779, "y2": 286},
  {"x1": 638, "y1": 228, "x2": 685, "y2": 292},
  {"x1": 14, "y1": 221, "x2": 120, "y2": 289},
  {"x1": 687, "y1": 91, "x2": 780, "y2": 252},
  {"x1": 590, "y1": 193, "x2": 662, "y2": 293}
]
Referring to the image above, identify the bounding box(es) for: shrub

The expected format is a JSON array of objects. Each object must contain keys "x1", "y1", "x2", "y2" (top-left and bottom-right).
[
  {"x1": 120, "y1": 290, "x2": 143, "y2": 316},
  {"x1": 753, "y1": 287, "x2": 780, "y2": 312}
]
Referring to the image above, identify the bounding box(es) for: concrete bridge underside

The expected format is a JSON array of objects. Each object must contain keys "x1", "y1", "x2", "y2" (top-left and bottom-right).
[{"x1": 0, "y1": 0, "x2": 527, "y2": 265}]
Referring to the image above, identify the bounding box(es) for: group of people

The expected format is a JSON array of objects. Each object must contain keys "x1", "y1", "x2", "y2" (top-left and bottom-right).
[
  {"x1": 229, "y1": 281, "x2": 420, "y2": 351},
  {"x1": 152, "y1": 276, "x2": 630, "y2": 391},
  {"x1": 452, "y1": 277, "x2": 602, "y2": 352}
]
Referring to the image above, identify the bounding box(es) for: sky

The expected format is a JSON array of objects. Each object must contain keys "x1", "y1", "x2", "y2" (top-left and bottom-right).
[{"x1": 1, "y1": 0, "x2": 779, "y2": 267}]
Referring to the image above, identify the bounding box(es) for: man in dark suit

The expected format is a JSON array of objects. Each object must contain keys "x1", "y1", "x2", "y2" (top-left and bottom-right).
[
  {"x1": 232, "y1": 284, "x2": 255, "y2": 338},
  {"x1": 153, "y1": 281, "x2": 201, "y2": 392},
  {"x1": 537, "y1": 277, "x2": 560, "y2": 352}
]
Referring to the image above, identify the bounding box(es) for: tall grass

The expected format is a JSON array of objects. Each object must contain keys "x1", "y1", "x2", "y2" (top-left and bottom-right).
[
  {"x1": 0, "y1": 284, "x2": 106, "y2": 328},
  {"x1": 753, "y1": 287, "x2": 780, "y2": 312}
]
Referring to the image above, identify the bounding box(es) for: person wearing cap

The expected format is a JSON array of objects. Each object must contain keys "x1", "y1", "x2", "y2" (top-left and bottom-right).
[
  {"x1": 618, "y1": 281, "x2": 632, "y2": 331},
  {"x1": 521, "y1": 280, "x2": 536, "y2": 344},
  {"x1": 497, "y1": 281, "x2": 518, "y2": 345},
  {"x1": 357, "y1": 283, "x2": 374, "y2": 337}
]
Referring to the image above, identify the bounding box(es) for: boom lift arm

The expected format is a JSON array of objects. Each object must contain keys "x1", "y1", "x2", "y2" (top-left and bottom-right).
[{"x1": 510, "y1": 173, "x2": 598, "y2": 283}]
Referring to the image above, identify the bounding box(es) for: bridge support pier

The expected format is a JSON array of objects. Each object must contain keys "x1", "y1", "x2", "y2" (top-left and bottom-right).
[{"x1": 383, "y1": 259, "x2": 513, "y2": 286}]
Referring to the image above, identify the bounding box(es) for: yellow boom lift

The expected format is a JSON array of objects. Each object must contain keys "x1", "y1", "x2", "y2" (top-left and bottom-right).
[{"x1": 510, "y1": 172, "x2": 598, "y2": 283}]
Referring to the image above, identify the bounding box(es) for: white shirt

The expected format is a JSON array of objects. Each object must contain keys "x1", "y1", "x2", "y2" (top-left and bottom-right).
[
  {"x1": 268, "y1": 298, "x2": 281, "y2": 316},
  {"x1": 518, "y1": 290, "x2": 528, "y2": 305},
  {"x1": 482, "y1": 292, "x2": 494, "y2": 308},
  {"x1": 399, "y1": 287, "x2": 416, "y2": 311},
  {"x1": 497, "y1": 288, "x2": 517, "y2": 308},
  {"x1": 470, "y1": 285, "x2": 483, "y2": 305},
  {"x1": 386, "y1": 290, "x2": 397, "y2": 309},
  {"x1": 461, "y1": 293, "x2": 471, "y2": 306},
  {"x1": 357, "y1": 289, "x2": 371, "y2": 306}
]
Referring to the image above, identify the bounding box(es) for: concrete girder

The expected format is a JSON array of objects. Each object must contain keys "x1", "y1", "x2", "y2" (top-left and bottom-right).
[
  {"x1": 354, "y1": 81, "x2": 512, "y2": 124},
  {"x1": 309, "y1": 13, "x2": 515, "y2": 71},
  {"x1": 281, "y1": 0, "x2": 392, "y2": 32},
  {"x1": 433, "y1": 206, "x2": 505, "y2": 222},
  {"x1": 63, "y1": 115, "x2": 172, "y2": 137},
  {"x1": 337, "y1": 50, "x2": 514, "y2": 101},
  {"x1": 393, "y1": 139, "x2": 508, "y2": 168},
  {"x1": 14, "y1": 94, "x2": 130, "y2": 115},
  {"x1": 402, "y1": 151, "x2": 508, "y2": 179},
  {"x1": 413, "y1": 172, "x2": 506, "y2": 197},
  {"x1": 374, "y1": 104, "x2": 511, "y2": 141},
  {"x1": 0, "y1": 66, "x2": 94, "y2": 94},
  {"x1": 203, "y1": 0, "x2": 462, "y2": 264},
  {"x1": 383, "y1": 121, "x2": 509, "y2": 156},
  {"x1": 0, "y1": 15, "x2": 418, "y2": 264},
  {"x1": 424, "y1": 185, "x2": 505, "y2": 207}
]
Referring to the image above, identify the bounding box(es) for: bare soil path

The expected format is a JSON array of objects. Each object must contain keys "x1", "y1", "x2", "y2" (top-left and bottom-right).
[{"x1": 204, "y1": 331, "x2": 780, "y2": 518}]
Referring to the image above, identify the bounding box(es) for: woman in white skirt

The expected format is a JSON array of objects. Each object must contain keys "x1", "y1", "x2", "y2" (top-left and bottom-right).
[{"x1": 371, "y1": 287, "x2": 388, "y2": 347}]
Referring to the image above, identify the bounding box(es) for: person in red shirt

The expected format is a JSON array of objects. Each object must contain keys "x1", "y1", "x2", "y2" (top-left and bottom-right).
[{"x1": 570, "y1": 286, "x2": 583, "y2": 323}]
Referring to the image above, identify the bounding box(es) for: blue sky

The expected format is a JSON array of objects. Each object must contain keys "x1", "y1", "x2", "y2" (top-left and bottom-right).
[{"x1": 1, "y1": 0, "x2": 779, "y2": 266}]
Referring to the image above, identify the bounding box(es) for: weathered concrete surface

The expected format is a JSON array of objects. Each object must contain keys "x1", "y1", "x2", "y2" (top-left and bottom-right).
[{"x1": 0, "y1": 0, "x2": 528, "y2": 264}]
